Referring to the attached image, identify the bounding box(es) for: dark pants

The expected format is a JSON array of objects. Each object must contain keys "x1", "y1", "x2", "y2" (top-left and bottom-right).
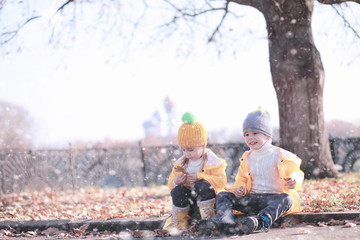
[
  {"x1": 216, "y1": 192, "x2": 292, "y2": 224},
  {"x1": 171, "y1": 180, "x2": 216, "y2": 220}
]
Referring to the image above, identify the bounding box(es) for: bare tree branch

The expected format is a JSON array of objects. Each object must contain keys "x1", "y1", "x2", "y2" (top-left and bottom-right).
[
  {"x1": 163, "y1": 0, "x2": 180, "y2": 11},
  {"x1": 181, "y1": 7, "x2": 228, "y2": 17},
  {"x1": 1, "y1": 0, "x2": 75, "y2": 46},
  {"x1": 48, "y1": 0, "x2": 77, "y2": 45},
  {"x1": 54, "y1": 0, "x2": 75, "y2": 15},
  {"x1": 331, "y1": 4, "x2": 360, "y2": 38},
  {"x1": 125, "y1": 0, "x2": 149, "y2": 56},
  {"x1": 49, "y1": 0, "x2": 75, "y2": 25},
  {"x1": 208, "y1": 1, "x2": 230, "y2": 42},
  {"x1": 0, "y1": 0, "x2": 6, "y2": 10},
  {"x1": 161, "y1": 0, "x2": 231, "y2": 44},
  {"x1": 229, "y1": 0, "x2": 263, "y2": 10},
  {"x1": 318, "y1": 0, "x2": 360, "y2": 4},
  {"x1": 0, "y1": 16, "x2": 40, "y2": 45},
  {"x1": 157, "y1": 6, "x2": 228, "y2": 28}
]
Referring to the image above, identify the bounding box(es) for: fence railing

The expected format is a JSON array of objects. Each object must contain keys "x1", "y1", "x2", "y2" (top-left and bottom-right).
[{"x1": 0, "y1": 138, "x2": 359, "y2": 194}]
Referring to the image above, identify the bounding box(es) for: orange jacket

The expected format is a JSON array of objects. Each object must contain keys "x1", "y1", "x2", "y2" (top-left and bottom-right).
[
  {"x1": 167, "y1": 149, "x2": 227, "y2": 194},
  {"x1": 227, "y1": 146, "x2": 304, "y2": 216}
]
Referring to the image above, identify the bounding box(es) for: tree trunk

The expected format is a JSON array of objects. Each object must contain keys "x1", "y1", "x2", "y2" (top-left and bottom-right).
[{"x1": 257, "y1": 0, "x2": 338, "y2": 178}]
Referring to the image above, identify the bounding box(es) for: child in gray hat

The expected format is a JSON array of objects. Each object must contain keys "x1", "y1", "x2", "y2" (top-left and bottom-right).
[{"x1": 197, "y1": 107, "x2": 304, "y2": 235}]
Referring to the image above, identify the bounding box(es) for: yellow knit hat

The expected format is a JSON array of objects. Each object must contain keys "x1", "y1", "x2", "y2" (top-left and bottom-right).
[{"x1": 177, "y1": 112, "x2": 207, "y2": 148}]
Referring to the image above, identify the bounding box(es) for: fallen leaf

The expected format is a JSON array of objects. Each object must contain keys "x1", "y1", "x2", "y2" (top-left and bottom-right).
[
  {"x1": 154, "y1": 229, "x2": 170, "y2": 237},
  {"x1": 297, "y1": 228, "x2": 311, "y2": 234},
  {"x1": 344, "y1": 222, "x2": 357, "y2": 228},
  {"x1": 128, "y1": 229, "x2": 155, "y2": 238},
  {"x1": 175, "y1": 165, "x2": 187, "y2": 173},
  {"x1": 327, "y1": 219, "x2": 345, "y2": 226},
  {"x1": 41, "y1": 227, "x2": 61, "y2": 236},
  {"x1": 79, "y1": 223, "x2": 90, "y2": 232},
  {"x1": 317, "y1": 222, "x2": 327, "y2": 227}
]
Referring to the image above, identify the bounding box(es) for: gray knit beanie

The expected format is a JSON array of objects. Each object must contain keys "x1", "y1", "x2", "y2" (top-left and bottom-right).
[{"x1": 243, "y1": 107, "x2": 272, "y2": 137}]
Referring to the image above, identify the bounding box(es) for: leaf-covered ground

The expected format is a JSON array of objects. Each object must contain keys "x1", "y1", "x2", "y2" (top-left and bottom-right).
[
  {"x1": 300, "y1": 171, "x2": 360, "y2": 212},
  {"x1": 0, "y1": 172, "x2": 359, "y2": 222}
]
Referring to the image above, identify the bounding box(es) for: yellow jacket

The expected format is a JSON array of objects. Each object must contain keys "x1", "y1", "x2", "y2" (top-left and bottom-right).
[
  {"x1": 167, "y1": 149, "x2": 227, "y2": 194},
  {"x1": 227, "y1": 146, "x2": 304, "y2": 216}
]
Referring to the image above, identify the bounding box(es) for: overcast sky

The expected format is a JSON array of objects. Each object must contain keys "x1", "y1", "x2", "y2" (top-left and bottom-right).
[{"x1": 0, "y1": 1, "x2": 359, "y2": 148}]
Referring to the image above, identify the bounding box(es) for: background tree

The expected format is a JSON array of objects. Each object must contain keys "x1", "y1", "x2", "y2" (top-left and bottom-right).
[
  {"x1": 152, "y1": 1, "x2": 359, "y2": 179},
  {"x1": 0, "y1": 101, "x2": 33, "y2": 149},
  {"x1": 1, "y1": 0, "x2": 359, "y2": 178},
  {"x1": 210, "y1": 0, "x2": 358, "y2": 179},
  {"x1": 326, "y1": 120, "x2": 360, "y2": 138}
]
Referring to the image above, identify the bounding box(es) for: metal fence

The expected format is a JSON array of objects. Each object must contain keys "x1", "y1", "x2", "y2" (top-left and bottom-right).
[{"x1": 0, "y1": 138, "x2": 359, "y2": 194}]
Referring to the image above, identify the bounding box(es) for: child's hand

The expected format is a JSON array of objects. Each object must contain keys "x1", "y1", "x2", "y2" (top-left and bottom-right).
[
  {"x1": 284, "y1": 177, "x2": 296, "y2": 189},
  {"x1": 234, "y1": 186, "x2": 246, "y2": 199},
  {"x1": 174, "y1": 173, "x2": 187, "y2": 186},
  {"x1": 186, "y1": 173, "x2": 198, "y2": 187}
]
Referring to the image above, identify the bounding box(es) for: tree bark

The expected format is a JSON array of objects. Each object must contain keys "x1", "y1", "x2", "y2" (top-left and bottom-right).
[{"x1": 248, "y1": 0, "x2": 339, "y2": 178}]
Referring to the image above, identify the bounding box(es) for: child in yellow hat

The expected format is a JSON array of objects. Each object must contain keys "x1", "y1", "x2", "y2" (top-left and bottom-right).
[{"x1": 163, "y1": 112, "x2": 227, "y2": 233}]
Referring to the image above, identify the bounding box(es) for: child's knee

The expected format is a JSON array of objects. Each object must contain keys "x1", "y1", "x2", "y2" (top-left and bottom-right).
[
  {"x1": 217, "y1": 191, "x2": 234, "y2": 200},
  {"x1": 171, "y1": 185, "x2": 190, "y2": 198},
  {"x1": 195, "y1": 180, "x2": 215, "y2": 199},
  {"x1": 194, "y1": 180, "x2": 211, "y2": 191},
  {"x1": 282, "y1": 193, "x2": 293, "y2": 206}
]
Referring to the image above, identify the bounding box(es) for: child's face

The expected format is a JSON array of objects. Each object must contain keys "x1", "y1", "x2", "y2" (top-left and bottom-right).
[
  {"x1": 244, "y1": 131, "x2": 271, "y2": 150},
  {"x1": 182, "y1": 146, "x2": 205, "y2": 161}
]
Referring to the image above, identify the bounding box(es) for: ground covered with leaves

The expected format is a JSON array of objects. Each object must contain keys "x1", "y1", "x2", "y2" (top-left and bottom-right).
[
  {"x1": 300, "y1": 171, "x2": 360, "y2": 212},
  {"x1": 0, "y1": 172, "x2": 359, "y2": 238},
  {"x1": 1, "y1": 172, "x2": 359, "y2": 222}
]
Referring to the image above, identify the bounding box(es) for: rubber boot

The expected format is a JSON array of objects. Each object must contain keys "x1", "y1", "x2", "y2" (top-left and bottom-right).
[
  {"x1": 238, "y1": 216, "x2": 258, "y2": 235},
  {"x1": 196, "y1": 209, "x2": 236, "y2": 235},
  {"x1": 256, "y1": 215, "x2": 271, "y2": 232},
  {"x1": 198, "y1": 198, "x2": 216, "y2": 219},
  {"x1": 163, "y1": 205, "x2": 189, "y2": 231}
]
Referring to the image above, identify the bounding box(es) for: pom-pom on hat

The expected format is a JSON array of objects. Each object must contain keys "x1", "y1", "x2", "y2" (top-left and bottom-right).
[
  {"x1": 243, "y1": 106, "x2": 272, "y2": 137},
  {"x1": 177, "y1": 112, "x2": 207, "y2": 148}
]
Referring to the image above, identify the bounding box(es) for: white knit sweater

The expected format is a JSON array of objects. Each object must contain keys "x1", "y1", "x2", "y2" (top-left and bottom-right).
[{"x1": 247, "y1": 140, "x2": 284, "y2": 193}]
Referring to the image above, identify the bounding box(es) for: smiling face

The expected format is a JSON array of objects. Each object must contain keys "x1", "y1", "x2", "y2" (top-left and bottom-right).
[
  {"x1": 244, "y1": 131, "x2": 271, "y2": 150},
  {"x1": 182, "y1": 146, "x2": 205, "y2": 161}
]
